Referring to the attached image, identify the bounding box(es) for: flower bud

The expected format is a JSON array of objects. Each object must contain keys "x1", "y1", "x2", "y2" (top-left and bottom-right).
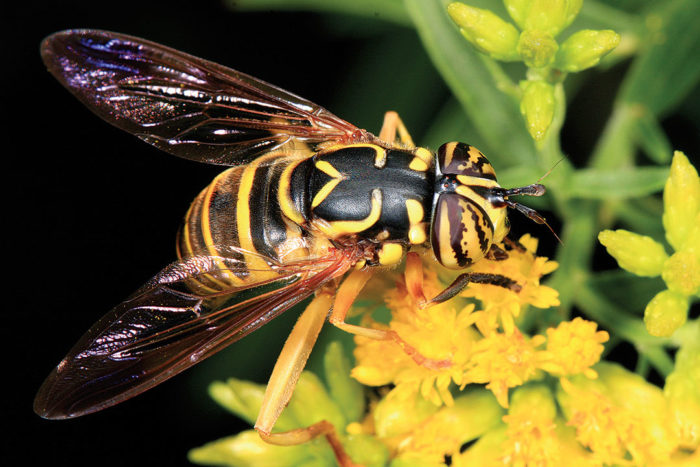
[
  {"x1": 520, "y1": 79, "x2": 555, "y2": 141},
  {"x1": 597, "y1": 362, "x2": 671, "y2": 420},
  {"x1": 684, "y1": 212, "x2": 700, "y2": 260},
  {"x1": 663, "y1": 151, "x2": 700, "y2": 251},
  {"x1": 598, "y1": 229, "x2": 668, "y2": 277},
  {"x1": 448, "y1": 3, "x2": 520, "y2": 61},
  {"x1": 188, "y1": 430, "x2": 311, "y2": 467},
  {"x1": 662, "y1": 251, "x2": 700, "y2": 296},
  {"x1": 208, "y1": 379, "x2": 270, "y2": 427},
  {"x1": 343, "y1": 434, "x2": 389, "y2": 467},
  {"x1": 373, "y1": 391, "x2": 439, "y2": 438},
  {"x1": 509, "y1": 383, "x2": 557, "y2": 420},
  {"x1": 518, "y1": 29, "x2": 559, "y2": 68},
  {"x1": 555, "y1": 29, "x2": 620, "y2": 72},
  {"x1": 505, "y1": 0, "x2": 583, "y2": 37},
  {"x1": 644, "y1": 289, "x2": 688, "y2": 337},
  {"x1": 289, "y1": 371, "x2": 347, "y2": 432},
  {"x1": 665, "y1": 341, "x2": 700, "y2": 447}
]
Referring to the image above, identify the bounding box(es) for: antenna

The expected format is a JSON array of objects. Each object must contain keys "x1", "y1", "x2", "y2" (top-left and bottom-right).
[{"x1": 490, "y1": 181, "x2": 562, "y2": 245}]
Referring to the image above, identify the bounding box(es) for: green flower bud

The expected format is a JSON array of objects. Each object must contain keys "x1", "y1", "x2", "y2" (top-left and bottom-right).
[
  {"x1": 509, "y1": 383, "x2": 557, "y2": 420},
  {"x1": 644, "y1": 289, "x2": 688, "y2": 337},
  {"x1": 598, "y1": 229, "x2": 668, "y2": 277},
  {"x1": 664, "y1": 151, "x2": 700, "y2": 251},
  {"x1": 665, "y1": 339, "x2": 700, "y2": 447},
  {"x1": 504, "y1": 0, "x2": 583, "y2": 37},
  {"x1": 662, "y1": 251, "x2": 700, "y2": 296},
  {"x1": 683, "y1": 212, "x2": 700, "y2": 261},
  {"x1": 323, "y1": 341, "x2": 365, "y2": 423},
  {"x1": 555, "y1": 29, "x2": 620, "y2": 72},
  {"x1": 448, "y1": 3, "x2": 520, "y2": 61},
  {"x1": 518, "y1": 29, "x2": 559, "y2": 68},
  {"x1": 520, "y1": 79, "x2": 555, "y2": 141},
  {"x1": 438, "y1": 388, "x2": 505, "y2": 441},
  {"x1": 188, "y1": 430, "x2": 312, "y2": 467},
  {"x1": 373, "y1": 391, "x2": 439, "y2": 438},
  {"x1": 597, "y1": 362, "x2": 670, "y2": 416},
  {"x1": 343, "y1": 434, "x2": 390, "y2": 467},
  {"x1": 208, "y1": 378, "x2": 302, "y2": 430},
  {"x1": 289, "y1": 371, "x2": 347, "y2": 432}
]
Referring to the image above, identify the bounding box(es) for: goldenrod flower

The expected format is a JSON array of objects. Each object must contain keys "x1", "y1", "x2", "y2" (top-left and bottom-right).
[
  {"x1": 353, "y1": 265, "x2": 479, "y2": 406},
  {"x1": 459, "y1": 234, "x2": 559, "y2": 336},
  {"x1": 462, "y1": 329, "x2": 543, "y2": 408},
  {"x1": 558, "y1": 363, "x2": 684, "y2": 465},
  {"x1": 537, "y1": 317, "x2": 609, "y2": 379},
  {"x1": 353, "y1": 235, "x2": 564, "y2": 412}
]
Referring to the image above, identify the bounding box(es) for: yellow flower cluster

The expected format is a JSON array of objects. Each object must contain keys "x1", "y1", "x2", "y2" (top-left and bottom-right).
[
  {"x1": 191, "y1": 231, "x2": 697, "y2": 466},
  {"x1": 353, "y1": 235, "x2": 606, "y2": 410}
]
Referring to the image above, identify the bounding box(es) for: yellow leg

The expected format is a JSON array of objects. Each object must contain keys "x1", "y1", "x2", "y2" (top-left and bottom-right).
[
  {"x1": 329, "y1": 267, "x2": 451, "y2": 370},
  {"x1": 378, "y1": 111, "x2": 415, "y2": 148},
  {"x1": 255, "y1": 287, "x2": 360, "y2": 467}
]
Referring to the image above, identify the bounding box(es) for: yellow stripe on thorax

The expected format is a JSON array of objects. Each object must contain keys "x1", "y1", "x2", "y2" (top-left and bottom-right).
[
  {"x1": 311, "y1": 160, "x2": 346, "y2": 208},
  {"x1": 313, "y1": 188, "x2": 383, "y2": 238}
]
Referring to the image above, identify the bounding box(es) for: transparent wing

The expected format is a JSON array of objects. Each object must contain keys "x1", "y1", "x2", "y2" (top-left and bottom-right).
[
  {"x1": 41, "y1": 29, "x2": 364, "y2": 165},
  {"x1": 34, "y1": 248, "x2": 357, "y2": 419}
]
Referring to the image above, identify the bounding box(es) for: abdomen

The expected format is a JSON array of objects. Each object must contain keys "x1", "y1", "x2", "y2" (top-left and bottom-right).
[{"x1": 177, "y1": 153, "x2": 314, "y2": 292}]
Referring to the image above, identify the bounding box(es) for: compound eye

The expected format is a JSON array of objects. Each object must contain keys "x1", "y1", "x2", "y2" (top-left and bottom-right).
[
  {"x1": 431, "y1": 194, "x2": 494, "y2": 269},
  {"x1": 437, "y1": 142, "x2": 497, "y2": 181}
]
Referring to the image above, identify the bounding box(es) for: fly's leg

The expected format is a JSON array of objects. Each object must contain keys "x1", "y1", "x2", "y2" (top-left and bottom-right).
[
  {"x1": 329, "y1": 268, "x2": 451, "y2": 370},
  {"x1": 255, "y1": 285, "x2": 360, "y2": 467},
  {"x1": 404, "y1": 252, "x2": 521, "y2": 308},
  {"x1": 378, "y1": 111, "x2": 415, "y2": 147}
]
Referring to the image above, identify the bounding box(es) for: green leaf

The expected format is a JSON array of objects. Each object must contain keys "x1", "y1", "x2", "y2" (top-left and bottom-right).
[
  {"x1": 631, "y1": 110, "x2": 672, "y2": 164},
  {"x1": 225, "y1": 0, "x2": 411, "y2": 26},
  {"x1": 569, "y1": 166, "x2": 669, "y2": 199},
  {"x1": 619, "y1": 0, "x2": 700, "y2": 116},
  {"x1": 421, "y1": 98, "x2": 486, "y2": 151},
  {"x1": 588, "y1": 270, "x2": 666, "y2": 314},
  {"x1": 323, "y1": 342, "x2": 365, "y2": 423},
  {"x1": 613, "y1": 197, "x2": 665, "y2": 240},
  {"x1": 404, "y1": 0, "x2": 536, "y2": 167}
]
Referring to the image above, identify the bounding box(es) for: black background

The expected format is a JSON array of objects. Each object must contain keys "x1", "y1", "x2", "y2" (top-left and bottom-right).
[{"x1": 5, "y1": 1, "x2": 698, "y2": 466}]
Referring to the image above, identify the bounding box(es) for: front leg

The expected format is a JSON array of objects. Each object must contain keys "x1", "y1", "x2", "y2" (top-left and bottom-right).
[
  {"x1": 404, "y1": 252, "x2": 521, "y2": 308},
  {"x1": 329, "y1": 267, "x2": 451, "y2": 370}
]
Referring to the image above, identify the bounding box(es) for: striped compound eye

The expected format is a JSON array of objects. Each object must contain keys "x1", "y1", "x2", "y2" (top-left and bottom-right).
[
  {"x1": 431, "y1": 193, "x2": 494, "y2": 269},
  {"x1": 437, "y1": 142, "x2": 497, "y2": 180}
]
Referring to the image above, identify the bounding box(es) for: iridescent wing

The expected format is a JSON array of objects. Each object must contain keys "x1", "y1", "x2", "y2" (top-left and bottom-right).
[
  {"x1": 34, "y1": 248, "x2": 357, "y2": 419},
  {"x1": 41, "y1": 29, "x2": 364, "y2": 165}
]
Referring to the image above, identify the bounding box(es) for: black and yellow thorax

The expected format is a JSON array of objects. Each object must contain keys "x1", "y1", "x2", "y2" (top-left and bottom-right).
[{"x1": 287, "y1": 143, "x2": 435, "y2": 246}]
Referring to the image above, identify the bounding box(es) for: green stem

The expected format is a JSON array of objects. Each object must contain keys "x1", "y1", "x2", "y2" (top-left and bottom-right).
[
  {"x1": 481, "y1": 56, "x2": 520, "y2": 100},
  {"x1": 548, "y1": 202, "x2": 597, "y2": 313},
  {"x1": 580, "y1": 1, "x2": 640, "y2": 33},
  {"x1": 576, "y1": 284, "x2": 664, "y2": 346},
  {"x1": 589, "y1": 103, "x2": 636, "y2": 170},
  {"x1": 637, "y1": 346, "x2": 675, "y2": 378}
]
